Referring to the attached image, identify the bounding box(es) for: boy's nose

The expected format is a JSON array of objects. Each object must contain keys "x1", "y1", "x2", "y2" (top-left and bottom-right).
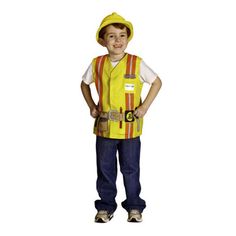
[{"x1": 115, "y1": 36, "x2": 121, "y2": 42}]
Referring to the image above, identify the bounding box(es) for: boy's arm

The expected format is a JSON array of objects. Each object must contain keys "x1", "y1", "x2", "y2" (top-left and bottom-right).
[
  {"x1": 80, "y1": 81, "x2": 99, "y2": 118},
  {"x1": 134, "y1": 76, "x2": 162, "y2": 118}
]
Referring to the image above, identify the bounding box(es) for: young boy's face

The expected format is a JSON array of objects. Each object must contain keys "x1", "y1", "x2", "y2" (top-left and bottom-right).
[{"x1": 100, "y1": 25, "x2": 129, "y2": 58}]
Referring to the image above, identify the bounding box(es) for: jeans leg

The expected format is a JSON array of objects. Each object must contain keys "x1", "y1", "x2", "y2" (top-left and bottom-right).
[
  {"x1": 95, "y1": 136, "x2": 118, "y2": 213},
  {"x1": 118, "y1": 137, "x2": 146, "y2": 212}
]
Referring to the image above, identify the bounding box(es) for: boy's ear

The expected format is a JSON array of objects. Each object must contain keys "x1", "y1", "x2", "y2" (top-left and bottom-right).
[{"x1": 98, "y1": 38, "x2": 106, "y2": 47}]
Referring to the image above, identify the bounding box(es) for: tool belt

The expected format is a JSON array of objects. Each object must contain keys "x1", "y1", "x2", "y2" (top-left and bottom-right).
[
  {"x1": 99, "y1": 110, "x2": 136, "y2": 122},
  {"x1": 96, "y1": 110, "x2": 141, "y2": 132}
]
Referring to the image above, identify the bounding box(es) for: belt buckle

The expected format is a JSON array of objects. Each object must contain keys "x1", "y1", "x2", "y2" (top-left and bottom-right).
[{"x1": 125, "y1": 110, "x2": 135, "y2": 122}]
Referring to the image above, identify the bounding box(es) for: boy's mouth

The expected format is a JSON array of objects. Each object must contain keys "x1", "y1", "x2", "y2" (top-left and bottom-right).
[{"x1": 113, "y1": 44, "x2": 122, "y2": 48}]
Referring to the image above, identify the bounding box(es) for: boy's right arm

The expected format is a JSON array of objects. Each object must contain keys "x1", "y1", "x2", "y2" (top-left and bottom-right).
[{"x1": 80, "y1": 81, "x2": 99, "y2": 118}]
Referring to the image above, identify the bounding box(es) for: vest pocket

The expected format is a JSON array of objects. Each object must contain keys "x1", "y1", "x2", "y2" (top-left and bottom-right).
[{"x1": 97, "y1": 117, "x2": 108, "y2": 132}]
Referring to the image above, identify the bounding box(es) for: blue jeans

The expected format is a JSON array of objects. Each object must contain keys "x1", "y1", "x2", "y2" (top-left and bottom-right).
[{"x1": 95, "y1": 136, "x2": 146, "y2": 213}]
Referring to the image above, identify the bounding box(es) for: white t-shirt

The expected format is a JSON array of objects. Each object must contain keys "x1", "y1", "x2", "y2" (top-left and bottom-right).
[{"x1": 82, "y1": 59, "x2": 158, "y2": 85}]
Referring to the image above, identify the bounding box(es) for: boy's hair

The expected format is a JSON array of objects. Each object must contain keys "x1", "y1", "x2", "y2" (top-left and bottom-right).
[{"x1": 99, "y1": 23, "x2": 131, "y2": 39}]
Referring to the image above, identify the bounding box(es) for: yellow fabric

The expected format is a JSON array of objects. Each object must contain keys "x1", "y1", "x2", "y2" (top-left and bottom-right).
[
  {"x1": 92, "y1": 54, "x2": 143, "y2": 139},
  {"x1": 96, "y1": 12, "x2": 133, "y2": 44}
]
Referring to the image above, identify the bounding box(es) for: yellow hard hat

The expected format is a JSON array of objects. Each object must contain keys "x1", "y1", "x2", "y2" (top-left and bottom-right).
[{"x1": 96, "y1": 12, "x2": 133, "y2": 44}]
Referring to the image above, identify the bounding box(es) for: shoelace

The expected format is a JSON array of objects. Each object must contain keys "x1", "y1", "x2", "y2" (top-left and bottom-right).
[
  {"x1": 130, "y1": 210, "x2": 140, "y2": 214},
  {"x1": 98, "y1": 210, "x2": 108, "y2": 214}
]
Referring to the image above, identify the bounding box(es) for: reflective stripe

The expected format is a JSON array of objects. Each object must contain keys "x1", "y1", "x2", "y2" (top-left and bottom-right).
[
  {"x1": 95, "y1": 55, "x2": 106, "y2": 111},
  {"x1": 125, "y1": 55, "x2": 136, "y2": 138},
  {"x1": 95, "y1": 55, "x2": 106, "y2": 136},
  {"x1": 126, "y1": 54, "x2": 137, "y2": 76}
]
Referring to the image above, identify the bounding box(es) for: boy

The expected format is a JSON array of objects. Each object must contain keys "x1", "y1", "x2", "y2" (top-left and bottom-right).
[{"x1": 81, "y1": 12, "x2": 162, "y2": 223}]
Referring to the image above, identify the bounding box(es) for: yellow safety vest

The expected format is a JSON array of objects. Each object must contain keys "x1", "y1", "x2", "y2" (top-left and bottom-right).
[{"x1": 92, "y1": 53, "x2": 143, "y2": 139}]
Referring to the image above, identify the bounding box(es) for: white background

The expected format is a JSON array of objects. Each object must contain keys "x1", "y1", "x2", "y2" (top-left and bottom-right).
[{"x1": 1, "y1": 0, "x2": 236, "y2": 235}]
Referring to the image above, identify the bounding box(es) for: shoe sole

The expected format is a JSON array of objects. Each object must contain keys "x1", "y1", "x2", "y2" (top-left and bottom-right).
[
  {"x1": 95, "y1": 214, "x2": 113, "y2": 223},
  {"x1": 128, "y1": 217, "x2": 142, "y2": 222}
]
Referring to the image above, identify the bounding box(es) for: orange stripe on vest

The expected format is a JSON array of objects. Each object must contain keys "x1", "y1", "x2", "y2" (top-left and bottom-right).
[
  {"x1": 95, "y1": 55, "x2": 106, "y2": 136},
  {"x1": 125, "y1": 55, "x2": 136, "y2": 139}
]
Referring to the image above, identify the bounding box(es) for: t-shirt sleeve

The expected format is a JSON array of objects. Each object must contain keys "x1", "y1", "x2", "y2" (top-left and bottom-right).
[
  {"x1": 82, "y1": 63, "x2": 93, "y2": 85},
  {"x1": 140, "y1": 60, "x2": 158, "y2": 84}
]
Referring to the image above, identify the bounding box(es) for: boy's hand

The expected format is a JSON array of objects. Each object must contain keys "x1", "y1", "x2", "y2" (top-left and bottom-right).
[
  {"x1": 90, "y1": 106, "x2": 100, "y2": 118},
  {"x1": 134, "y1": 105, "x2": 147, "y2": 118}
]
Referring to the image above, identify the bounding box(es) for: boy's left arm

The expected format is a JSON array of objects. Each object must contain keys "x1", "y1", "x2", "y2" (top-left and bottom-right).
[{"x1": 134, "y1": 76, "x2": 162, "y2": 118}]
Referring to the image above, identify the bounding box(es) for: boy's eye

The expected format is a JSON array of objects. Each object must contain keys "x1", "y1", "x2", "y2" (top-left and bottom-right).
[{"x1": 121, "y1": 34, "x2": 126, "y2": 37}]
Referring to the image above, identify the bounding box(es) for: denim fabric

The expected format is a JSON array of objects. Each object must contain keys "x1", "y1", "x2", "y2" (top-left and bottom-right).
[{"x1": 95, "y1": 136, "x2": 146, "y2": 213}]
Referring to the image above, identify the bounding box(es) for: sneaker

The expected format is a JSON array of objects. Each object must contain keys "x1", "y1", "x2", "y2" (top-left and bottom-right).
[
  {"x1": 127, "y1": 209, "x2": 143, "y2": 222},
  {"x1": 95, "y1": 210, "x2": 113, "y2": 223}
]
